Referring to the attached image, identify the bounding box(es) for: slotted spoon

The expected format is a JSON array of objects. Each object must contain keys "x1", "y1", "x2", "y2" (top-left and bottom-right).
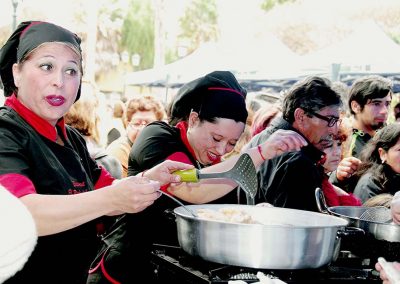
[
  {"x1": 359, "y1": 206, "x2": 392, "y2": 223},
  {"x1": 174, "y1": 153, "x2": 258, "y2": 205}
]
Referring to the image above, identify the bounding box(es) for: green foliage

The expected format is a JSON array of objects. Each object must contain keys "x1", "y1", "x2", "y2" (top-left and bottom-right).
[
  {"x1": 120, "y1": 0, "x2": 154, "y2": 70},
  {"x1": 261, "y1": 0, "x2": 296, "y2": 12},
  {"x1": 179, "y1": 0, "x2": 219, "y2": 52}
]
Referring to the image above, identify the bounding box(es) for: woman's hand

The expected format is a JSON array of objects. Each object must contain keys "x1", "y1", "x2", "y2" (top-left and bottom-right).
[
  {"x1": 142, "y1": 160, "x2": 194, "y2": 185},
  {"x1": 261, "y1": 129, "x2": 308, "y2": 160},
  {"x1": 110, "y1": 176, "x2": 161, "y2": 214},
  {"x1": 336, "y1": 157, "x2": 362, "y2": 181},
  {"x1": 391, "y1": 192, "x2": 400, "y2": 224}
]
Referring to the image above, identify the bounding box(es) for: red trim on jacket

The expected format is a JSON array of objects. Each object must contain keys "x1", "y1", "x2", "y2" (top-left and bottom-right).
[
  {"x1": 94, "y1": 166, "x2": 115, "y2": 189},
  {"x1": 5, "y1": 94, "x2": 67, "y2": 141},
  {"x1": 0, "y1": 173, "x2": 36, "y2": 197},
  {"x1": 88, "y1": 247, "x2": 121, "y2": 284},
  {"x1": 208, "y1": 87, "x2": 244, "y2": 97},
  {"x1": 175, "y1": 121, "x2": 221, "y2": 165}
]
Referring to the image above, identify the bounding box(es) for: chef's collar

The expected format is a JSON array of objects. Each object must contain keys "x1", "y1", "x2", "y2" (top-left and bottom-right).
[{"x1": 5, "y1": 94, "x2": 67, "y2": 142}]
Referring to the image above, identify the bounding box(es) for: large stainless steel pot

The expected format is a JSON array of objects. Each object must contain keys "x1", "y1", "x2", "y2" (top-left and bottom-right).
[
  {"x1": 315, "y1": 188, "x2": 400, "y2": 261},
  {"x1": 315, "y1": 188, "x2": 400, "y2": 242},
  {"x1": 174, "y1": 204, "x2": 348, "y2": 269}
]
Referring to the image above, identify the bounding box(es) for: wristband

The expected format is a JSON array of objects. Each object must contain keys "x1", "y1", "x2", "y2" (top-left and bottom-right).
[{"x1": 257, "y1": 145, "x2": 266, "y2": 161}]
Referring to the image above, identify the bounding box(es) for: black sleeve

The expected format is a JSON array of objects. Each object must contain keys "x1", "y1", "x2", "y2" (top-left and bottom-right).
[
  {"x1": 257, "y1": 152, "x2": 323, "y2": 212},
  {"x1": 353, "y1": 174, "x2": 382, "y2": 203},
  {"x1": 127, "y1": 122, "x2": 184, "y2": 176}
]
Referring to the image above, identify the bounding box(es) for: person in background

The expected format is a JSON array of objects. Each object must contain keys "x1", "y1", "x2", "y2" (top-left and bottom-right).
[
  {"x1": 393, "y1": 102, "x2": 400, "y2": 122},
  {"x1": 353, "y1": 123, "x2": 400, "y2": 203},
  {"x1": 106, "y1": 96, "x2": 166, "y2": 177},
  {"x1": 222, "y1": 106, "x2": 254, "y2": 160},
  {"x1": 0, "y1": 185, "x2": 37, "y2": 283},
  {"x1": 106, "y1": 99, "x2": 126, "y2": 146},
  {"x1": 347, "y1": 75, "x2": 392, "y2": 158},
  {"x1": 91, "y1": 71, "x2": 307, "y2": 283},
  {"x1": 374, "y1": 191, "x2": 400, "y2": 283},
  {"x1": 391, "y1": 191, "x2": 400, "y2": 224},
  {"x1": 363, "y1": 193, "x2": 393, "y2": 208},
  {"x1": 319, "y1": 131, "x2": 361, "y2": 206},
  {"x1": 0, "y1": 21, "x2": 193, "y2": 284},
  {"x1": 250, "y1": 102, "x2": 280, "y2": 137},
  {"x1": 65, "y1": 81, "x2": 122, "y2": 178},
  {"x1": 332, "y1": 81, "x2": 350, "y2": 117},
  {"x1": 328, "y1": 76, "x2": 393, "y2": 193},
  {"x1": 244, "y1": 76, "x2": 342, "y2": 212}
]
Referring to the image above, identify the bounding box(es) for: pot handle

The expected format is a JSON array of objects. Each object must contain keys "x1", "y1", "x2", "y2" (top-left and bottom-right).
[
  {"x1": 315, "y1": 187, "x2": 329, "y2": 214},
  {"x1": 337, "y1": 226, "x2": 365, "y2": 238}
]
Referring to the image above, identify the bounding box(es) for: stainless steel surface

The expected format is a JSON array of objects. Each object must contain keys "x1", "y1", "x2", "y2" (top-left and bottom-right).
[
  {"x1": 156, "y1": 189, "x2": 197, "y2": 217},
  {"x1": 315, "y1": 188, "x2": 400, "y2": 242},
  {"x1": 199, "y1": 153, "x2": 258, "y2": 205},
  {"x1": 174, "y1": 204, "x2": 348, "y2": 269}
]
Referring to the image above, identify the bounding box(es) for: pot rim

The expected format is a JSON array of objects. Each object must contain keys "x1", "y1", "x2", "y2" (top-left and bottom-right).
[{"x1": 174, "y1": 204, "x2": 348, "y2": 228}]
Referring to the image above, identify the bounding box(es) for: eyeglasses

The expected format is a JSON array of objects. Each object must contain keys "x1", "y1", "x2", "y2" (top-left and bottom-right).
[{"x1": 306, "y1": 110, "x2": 341, "y2": 127}]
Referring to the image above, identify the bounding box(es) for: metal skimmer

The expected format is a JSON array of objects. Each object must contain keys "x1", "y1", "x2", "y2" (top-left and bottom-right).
[
  {"x1": 359, "y1": 206, "x2": 392, "y2": 223},
  {"x1": 174, "y1": 153, "x2": 258, "y2": 205}
]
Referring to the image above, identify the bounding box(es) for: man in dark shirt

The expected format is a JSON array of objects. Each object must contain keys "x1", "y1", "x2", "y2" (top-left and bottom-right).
[
  {"x1": 328, "y1": 76, "x2": 393, "y2": 193},
  {"x1": 245, "y1": 76, "x2": 342, "y2": 212},
  {"x1": 347, "y1": 75, "x2": 392, "y2": 158}
]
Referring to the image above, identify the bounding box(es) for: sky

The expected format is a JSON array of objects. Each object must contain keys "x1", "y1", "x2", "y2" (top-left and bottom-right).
[{"x1": 1, "y1": 0, "x2": 400, "y2": 84}]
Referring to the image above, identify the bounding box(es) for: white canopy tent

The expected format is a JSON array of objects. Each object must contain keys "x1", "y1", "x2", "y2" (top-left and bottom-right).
[
  {"x1": 300, "y1": 21, "x2": 400, "y2": 74},
  {"x1": 124, "y1": 33, "x2": 303, "y2": 87}
]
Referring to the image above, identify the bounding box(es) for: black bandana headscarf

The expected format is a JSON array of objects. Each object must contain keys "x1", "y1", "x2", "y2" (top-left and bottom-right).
[
  {"x1": 0, "y1": 21, "x2": 82, "y2": 100},
  {"x1": 170, "y1": 71, "x2": 248, "y2": 125}
]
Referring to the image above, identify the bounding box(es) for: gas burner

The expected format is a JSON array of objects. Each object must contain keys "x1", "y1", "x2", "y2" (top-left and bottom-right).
[{"x1": 150, "y1": 244, "x2": 382, "y2": 284}]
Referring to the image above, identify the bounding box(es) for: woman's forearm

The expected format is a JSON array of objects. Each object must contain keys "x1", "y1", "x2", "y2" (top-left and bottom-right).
[{"x1": 20, "y1": 188, "x2": 115, "y2": 236}]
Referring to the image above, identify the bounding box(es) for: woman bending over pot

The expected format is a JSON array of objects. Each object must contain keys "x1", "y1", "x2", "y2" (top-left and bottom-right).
[{"x1": 87, "y1": 71, "x2": 307, "y2": 283}]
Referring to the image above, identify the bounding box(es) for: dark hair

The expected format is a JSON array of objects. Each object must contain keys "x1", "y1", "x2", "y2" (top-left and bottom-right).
[
  {"x1": 282, "y1": 76, "x2": 342, "y2": 124},
  {"x1": 357, "y1": 123, "x2": 400, "y2": 188},
  {"x1": 348, "y1": 75, "x2": 393, "y2": 115}
]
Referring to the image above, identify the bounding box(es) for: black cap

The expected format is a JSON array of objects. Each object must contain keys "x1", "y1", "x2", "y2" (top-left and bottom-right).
[
  {"x1": 170, "y1": 71, "x2": 248, "y2": 124},
  {"x1": 0, "y1": 21, "x2": 82, "y2": 100}
]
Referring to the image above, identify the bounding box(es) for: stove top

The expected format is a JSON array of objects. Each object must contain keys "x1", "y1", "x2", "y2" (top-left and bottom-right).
[{"x1": 149, "y1": 244, "x2": 381, "y2": 283}]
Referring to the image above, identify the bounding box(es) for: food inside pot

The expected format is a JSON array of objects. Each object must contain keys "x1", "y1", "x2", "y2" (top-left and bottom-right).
[
  {"x1": 196, "y1": 207, "x2": 290, "y2": 225},
  {"x1": 197, "y1": 207, "x2": 256, "y2": 224}
]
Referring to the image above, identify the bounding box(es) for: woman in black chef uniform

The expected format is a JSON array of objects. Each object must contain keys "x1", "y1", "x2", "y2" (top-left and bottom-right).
[
  {"x1": 0, "y1": 21, "x2": 193, "y2": 284},
  {"x1": 88, "y1": 71, "x2": 308, "y2": 283}
]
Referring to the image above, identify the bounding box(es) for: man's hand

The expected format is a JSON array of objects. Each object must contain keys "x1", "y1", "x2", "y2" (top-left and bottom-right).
[{"x1": 336, "y1": 157, "x2": 362, "y2": 181}]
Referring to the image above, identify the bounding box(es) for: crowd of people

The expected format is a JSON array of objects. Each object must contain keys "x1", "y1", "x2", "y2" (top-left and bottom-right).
[{"x1": 0, "y1": 20, "x2": 399, "y2": 283}]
